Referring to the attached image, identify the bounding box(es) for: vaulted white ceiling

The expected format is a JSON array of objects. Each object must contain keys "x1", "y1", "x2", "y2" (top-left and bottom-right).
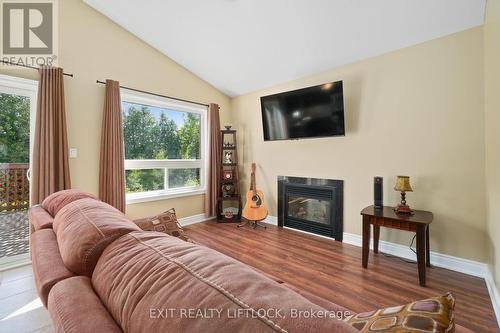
[{"x1": 84, "y1": 0, "x2": 486, "y2": 97}]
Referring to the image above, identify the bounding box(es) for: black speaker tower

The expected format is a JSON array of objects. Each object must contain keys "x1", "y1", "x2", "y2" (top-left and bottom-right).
[{"x1": 374, "y1": 177, "x2": 383, "y2": 209}]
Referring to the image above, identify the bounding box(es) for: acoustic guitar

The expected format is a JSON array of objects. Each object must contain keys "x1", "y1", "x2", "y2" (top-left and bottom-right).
[{"x1": 242, "y1": 163, "x2": 268, "y2": 222}]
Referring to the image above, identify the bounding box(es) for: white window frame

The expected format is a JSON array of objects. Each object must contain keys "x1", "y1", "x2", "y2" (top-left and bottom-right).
[
  {"x1": 121, "y1": 89, "x2": 208, "y2": 204},
  {"x1": 0, "y1": 74, "x2": 38, "y2": 270}
]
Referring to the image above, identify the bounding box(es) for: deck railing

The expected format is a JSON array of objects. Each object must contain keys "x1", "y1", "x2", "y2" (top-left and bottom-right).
[{"x1": 0, "y1": 163, "x2": 29, "y2": 213}]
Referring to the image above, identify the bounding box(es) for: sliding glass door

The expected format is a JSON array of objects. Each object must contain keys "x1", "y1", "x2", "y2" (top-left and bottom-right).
[{"x1": 0, "y1": 75, "x2": 37, "y2": 270}]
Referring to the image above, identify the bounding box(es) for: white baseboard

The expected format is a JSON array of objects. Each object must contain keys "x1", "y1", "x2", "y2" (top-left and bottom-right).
[
  {"x1": 263, "y1": 215, "x2": 278, "y2": 225},
  {"x1": 179, "y1": 214, "x2": 214, "y2": 226},
  {"x1": 341, "y1": 232, "x2": 490, "y2": 278},
  {"x1": 485, "y1": 267, "x2": 500, "y2": 326},
  {"x1": 262, "y1": 215, "x2": 499, "y2": 326}
]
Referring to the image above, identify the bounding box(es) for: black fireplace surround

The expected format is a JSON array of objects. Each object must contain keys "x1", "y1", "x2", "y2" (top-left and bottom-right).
[{"x1": 278, "y1": 176, "x2": 343, "y2": 241}]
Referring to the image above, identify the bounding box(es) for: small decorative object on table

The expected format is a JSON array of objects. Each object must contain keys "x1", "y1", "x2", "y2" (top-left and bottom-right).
[
  {"x1": 133, "y1": 208, "x2": 194, "y2": 243},
  {"x1": 394, "y1": 175, "x2": 413, "y2": 214}
]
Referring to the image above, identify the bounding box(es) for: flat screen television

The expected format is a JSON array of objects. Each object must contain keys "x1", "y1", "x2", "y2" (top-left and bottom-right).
[{"x1": 260, "y1": 81, "x2": 345, "y2": 141}]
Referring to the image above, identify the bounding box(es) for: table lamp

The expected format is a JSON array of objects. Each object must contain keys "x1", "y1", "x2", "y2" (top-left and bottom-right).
[{"x1": 394, "y1": 176, "x2": 413, "y2": 214}]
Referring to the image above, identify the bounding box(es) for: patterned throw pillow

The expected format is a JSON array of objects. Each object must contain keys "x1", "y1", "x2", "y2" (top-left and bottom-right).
[
  {"x1": 134, "y1": 208, "x2": 194, "y2": 243},
  {"x1": 345, "y1": 293, "x2": 455, "y2": 332}
]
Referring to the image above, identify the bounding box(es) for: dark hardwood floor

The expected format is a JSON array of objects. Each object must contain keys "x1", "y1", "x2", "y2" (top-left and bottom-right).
[{"x1": 185, "y1": 221, "x2": 499, "y2": 333}]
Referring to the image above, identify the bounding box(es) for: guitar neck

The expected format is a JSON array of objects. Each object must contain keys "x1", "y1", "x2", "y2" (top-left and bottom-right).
[{"x1": 251, "y1": 172, "x2": 256, "y2": 195}]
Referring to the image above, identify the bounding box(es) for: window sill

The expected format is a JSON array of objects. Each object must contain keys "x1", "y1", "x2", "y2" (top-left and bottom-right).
[{"x1": 126, "y1": 188, "x2": 206, "y2": 205}]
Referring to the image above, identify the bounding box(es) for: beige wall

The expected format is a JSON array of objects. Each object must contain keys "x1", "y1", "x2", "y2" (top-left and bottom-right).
[
  {"x1": 0, "y1": 0, "x2": 232, "y2": 220},
  {"x1": 485, "y1": 0, "x2": 500, "y2": 287},
  {"x1": 232, "y1": 27, "x2": 489, "y2": 262}
]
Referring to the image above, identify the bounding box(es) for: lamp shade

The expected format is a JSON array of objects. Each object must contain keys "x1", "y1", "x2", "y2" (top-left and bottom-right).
[{"x1": 394, "y1": 176, "x2": 413, "y2": 192}]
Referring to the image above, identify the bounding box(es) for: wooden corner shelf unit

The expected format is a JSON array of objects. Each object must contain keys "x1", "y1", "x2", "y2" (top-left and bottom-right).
[{"x1": 217, "y1": 128, "x2": 242, "y2": 223}]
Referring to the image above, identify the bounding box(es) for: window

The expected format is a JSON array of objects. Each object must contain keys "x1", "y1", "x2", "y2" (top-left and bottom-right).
[{"x1": 121, "y1": 90, "x2": 207, "y2": 203}]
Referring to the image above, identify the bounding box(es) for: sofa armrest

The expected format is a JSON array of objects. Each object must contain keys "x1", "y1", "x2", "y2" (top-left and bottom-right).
[
  {"x1": 31, "y1": 229, "x2": 75, "y2": 307},
  {"x1": 48, "y1": 276, "x2": 122, "y2": 333},
  {"x1": 29, "y1": 205, "x2": 54, "y2": 231}
]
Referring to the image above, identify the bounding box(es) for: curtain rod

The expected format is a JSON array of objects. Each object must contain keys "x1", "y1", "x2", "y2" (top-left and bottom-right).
[
  {"x1": 0, "y1": 60, "x2": 74, "y2": 77},
  {"x1": 96, "y1": 80, "x2": 209, "y2": 107}
]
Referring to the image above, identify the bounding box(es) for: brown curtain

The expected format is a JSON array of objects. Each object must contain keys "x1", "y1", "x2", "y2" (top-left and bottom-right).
[
  {"x1": 98, "y1": 80, "x2": 125, "y2": 213},
  {"x1": 32, "y1": 66, "x2": 71, "y2": 204},
  {"x1": 205, "y1": 103, "x2": 221, "y2": 217}
]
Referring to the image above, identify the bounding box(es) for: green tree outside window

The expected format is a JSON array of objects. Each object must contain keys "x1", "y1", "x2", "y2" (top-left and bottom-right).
[{"x1": 123, "y1": 102, "x2": 201, "y2": 193}]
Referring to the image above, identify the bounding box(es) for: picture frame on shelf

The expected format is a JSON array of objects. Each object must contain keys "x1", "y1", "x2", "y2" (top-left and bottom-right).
[{"x1": 223, "y1": 150, "x2": 233, "y2": 164}]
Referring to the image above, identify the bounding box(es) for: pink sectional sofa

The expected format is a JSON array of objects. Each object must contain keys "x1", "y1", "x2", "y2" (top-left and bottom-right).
[{"x1": 29, "y1": 190, "x2": 471, "y2": 333}]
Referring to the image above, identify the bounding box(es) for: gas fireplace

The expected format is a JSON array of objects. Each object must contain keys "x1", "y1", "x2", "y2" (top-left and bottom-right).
[{"x1": 278, "y1": 176, "x2": 343, "y2": 241}]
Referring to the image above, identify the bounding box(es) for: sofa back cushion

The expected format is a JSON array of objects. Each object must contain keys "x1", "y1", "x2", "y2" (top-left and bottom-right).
[
  {"x1": 54, "y1": 198, "x2": 140, "y2": 276},
  {"x1": 92, "y1": 231, "x2": 356, "y2": 333},
  {"x1": 41, "y1": 189, "x2": 97, "y2": 217}
]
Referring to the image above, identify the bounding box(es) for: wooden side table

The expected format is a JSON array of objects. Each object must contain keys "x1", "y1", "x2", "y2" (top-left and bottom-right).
[{"x1": 360, "y1": 205, "x2": 433, "y2": 286}]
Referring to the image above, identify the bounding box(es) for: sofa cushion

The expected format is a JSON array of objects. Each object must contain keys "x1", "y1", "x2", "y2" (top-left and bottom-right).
[
  {"x1": 41, "y1": 189, "x2": 97, "y2": 217},
  {"x1": 92, "y1": 231, "x2": 356, "y2": 333},
  {"x1": 30, "y1": 229, "x2": 75, "y2": 307},
  {"x1": 133, "y1": 208, "x2": 192, "y2": 242},
  {"x1": 29, "y1": 205, "x2": 54, "y2": 231},
  {"x1": 53, "y1": 198, "x2": 140, "y2": 276},
  {"x1": 48, "y1": 276, "x2": 122, "y2": 333},
  {"x1": 345, "y1": 293, "x2": 456, "y2": 332}
]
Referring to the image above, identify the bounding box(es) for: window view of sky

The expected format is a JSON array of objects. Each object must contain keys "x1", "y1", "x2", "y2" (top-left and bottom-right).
[{"x1": 122, "y1": 101, "x2": 190, "y2": 127}]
